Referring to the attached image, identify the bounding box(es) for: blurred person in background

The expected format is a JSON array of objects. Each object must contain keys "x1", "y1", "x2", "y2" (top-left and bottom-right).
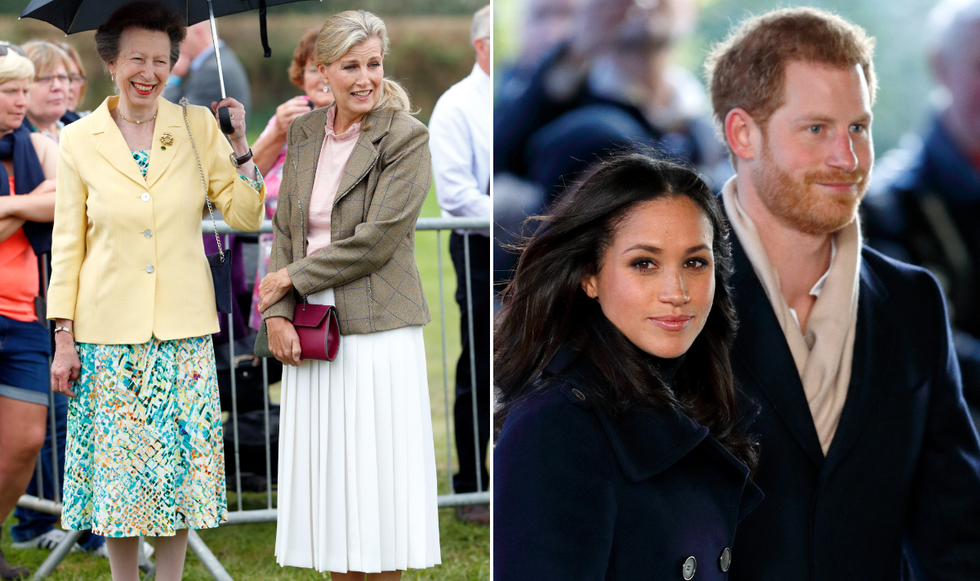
[
  {"x1": 493, "y1": 0, "x2": 728, "y2": 291},
  {"x1": 10, "y1": 37, "x2": 105, "y2": 560},
  {"x1": 862, "y1": 0, "x2": 980, "y2": 426},
  {"x1": 428, "y1": 5, "x2": 491, "y2": 525},
  {"x1": 53, "y1": 41, "x2": 90, "y2": 122},
  {"x1": 507, "y1": 0, "x2": 579, "y2": 76},
  {"x1": 495, "y1": 0, "x2": 727, "y2": 198},
  {"x1": 248, "y1": 28, "x2": 334, "y2": 331},
  {"x1": 164, "y1": 21, "x2": 251, "y2": 123},
  {"x1": 22, "y1": 41, "x2": 70, "y2": 143},
  {"x1": 0, "y1": 40, "x2": 58, "y2": 581}
]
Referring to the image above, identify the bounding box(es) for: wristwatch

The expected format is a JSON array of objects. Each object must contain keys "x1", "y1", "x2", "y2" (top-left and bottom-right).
[{"x1": 229, "y1": 148, "x2": 254, "y2": 168}]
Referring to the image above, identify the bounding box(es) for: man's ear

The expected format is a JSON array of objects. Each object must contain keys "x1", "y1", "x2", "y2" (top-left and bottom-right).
[{"x1": 725, "y1": 108, "x2": 760, "y2": 161}]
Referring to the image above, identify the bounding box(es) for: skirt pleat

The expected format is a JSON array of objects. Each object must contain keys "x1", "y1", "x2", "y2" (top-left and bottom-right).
[{"x1": 275, "y1": 288, "x2": 441, "y2": 573}]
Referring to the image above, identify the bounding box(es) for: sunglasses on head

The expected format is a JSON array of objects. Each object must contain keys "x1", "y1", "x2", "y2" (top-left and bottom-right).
[{"x1": 0, "y1": 44, "x2": 25, "y2": 58}]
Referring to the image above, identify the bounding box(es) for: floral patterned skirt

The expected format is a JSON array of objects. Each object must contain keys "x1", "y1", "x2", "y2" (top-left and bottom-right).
[{"x1": 62, "y1": 336, "x2": 227, "y2": 537}]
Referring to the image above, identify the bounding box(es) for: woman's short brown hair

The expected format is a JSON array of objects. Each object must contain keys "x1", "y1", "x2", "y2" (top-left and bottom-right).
[
  {"x1": 94, "y1": 1, "x2": 186, "y2": 68},
  {"x1": 287, "y1": 29, "x2": 320, "y2": 89},
  {"x1": 705, "y1": 7, "x2": 877, "y2": 135}
]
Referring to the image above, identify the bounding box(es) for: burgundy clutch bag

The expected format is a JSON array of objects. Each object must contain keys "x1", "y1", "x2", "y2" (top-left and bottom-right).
[
  {"x1": 292, "y1": 303, "x2": 340, "y2": 361},
  {"x1": 254, "y1": 303, "x2": 340, "y2": 362}
]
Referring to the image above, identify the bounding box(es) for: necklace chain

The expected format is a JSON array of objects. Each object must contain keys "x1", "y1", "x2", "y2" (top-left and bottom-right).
[{"x1": 118, "y1": 110, "x2": 156, "y2": 125}]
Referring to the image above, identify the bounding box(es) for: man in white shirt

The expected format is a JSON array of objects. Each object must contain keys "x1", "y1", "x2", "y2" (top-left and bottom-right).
[{"x1": 428, "y1": 4, "x2": 491, "y2": 524}]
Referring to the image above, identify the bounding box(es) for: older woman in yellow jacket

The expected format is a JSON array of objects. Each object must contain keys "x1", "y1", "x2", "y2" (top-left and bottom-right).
[{"x1": 45, "y1": 2, "x2": 264, "y2": 579}]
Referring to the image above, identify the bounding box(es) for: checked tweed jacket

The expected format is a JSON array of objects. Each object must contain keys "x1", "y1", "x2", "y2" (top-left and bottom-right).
[{"x1": 265, "y1": 104, "x2": 432, "y2": 335}]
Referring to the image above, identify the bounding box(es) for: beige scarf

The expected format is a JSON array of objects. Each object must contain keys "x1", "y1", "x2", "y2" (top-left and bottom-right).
[{"x1": 722, "y1": 179, "x2": 861, "y2": 454}]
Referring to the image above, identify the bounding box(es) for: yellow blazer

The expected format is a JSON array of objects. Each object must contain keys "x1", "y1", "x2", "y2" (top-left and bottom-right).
[{"x1": 47, "y1": 96, "x2": 265, "y2": 344}]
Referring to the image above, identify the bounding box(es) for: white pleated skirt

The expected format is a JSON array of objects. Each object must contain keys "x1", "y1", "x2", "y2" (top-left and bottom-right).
[{"x1": 275, "y1": 288, "x2": 442, "y2": 573}]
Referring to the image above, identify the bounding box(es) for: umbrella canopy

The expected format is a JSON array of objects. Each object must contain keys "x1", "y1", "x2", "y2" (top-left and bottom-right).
[{"x1": 20, "y1": 0, "x2": 312, "y2": 34}]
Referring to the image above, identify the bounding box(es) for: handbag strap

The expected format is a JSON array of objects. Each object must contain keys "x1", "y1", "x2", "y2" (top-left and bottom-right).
[{"x1": 179, "y1": 97, "x2": 224, "y2": 261}]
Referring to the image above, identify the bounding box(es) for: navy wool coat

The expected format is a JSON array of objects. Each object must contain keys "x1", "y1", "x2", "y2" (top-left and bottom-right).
[
  {"x1": 727, "y1": 233, "x2": 980, "y2": 581},
  {"x1": 494, "y1": 350, "x2": 764, "y2": 581}
]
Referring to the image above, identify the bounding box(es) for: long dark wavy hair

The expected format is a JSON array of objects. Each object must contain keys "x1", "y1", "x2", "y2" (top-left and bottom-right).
[{"x1": 494, "y1": 153, "x2": 758, "y2": 470}]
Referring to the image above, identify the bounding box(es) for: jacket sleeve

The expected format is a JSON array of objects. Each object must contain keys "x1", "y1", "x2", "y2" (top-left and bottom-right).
[
  {"x1": 196, "y1": 106, "x2": 265, "y2": 233},
  {"x1": 493, "y1": 389, "x2": 617, "y2": 580},
  {"x1": 46, "y1": 130, "x2": 87, "y2": 321},
  {"x1": 264, "y1": 117, "x2": 299, "y2": 321},
  {"x1": 284, "y1": 116, "x2": 430, "y2": 298},
  {"x1": 905, "y1": 274, "x2": 980, "y2": 579}
]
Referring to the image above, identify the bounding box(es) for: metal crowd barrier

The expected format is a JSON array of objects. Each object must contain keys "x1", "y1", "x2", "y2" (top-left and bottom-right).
[{"x1": 17, "y1": 216, "x2": 491, "y2": 580}]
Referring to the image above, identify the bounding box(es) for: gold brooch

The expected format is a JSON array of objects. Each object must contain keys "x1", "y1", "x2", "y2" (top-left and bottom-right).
[{"x1": 160, "y1": 132, "x2": 174, "y2": 150}]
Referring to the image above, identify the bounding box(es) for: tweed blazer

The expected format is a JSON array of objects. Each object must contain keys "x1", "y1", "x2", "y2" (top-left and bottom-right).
[
  {"x1": 47, "y1": 96, "x2": 265, "y2": 344},
  {"x1": 265, "y1": 105, "x2": 431, "y2": 335}
]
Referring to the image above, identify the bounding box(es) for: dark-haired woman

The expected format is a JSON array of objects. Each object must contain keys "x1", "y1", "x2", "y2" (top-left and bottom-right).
[
  {"x1": 493, "y1": 154, "x2": 762, "y2": 580},
  {"x1": 46, "y1": 2, "x2": 264, "y2": 580}
]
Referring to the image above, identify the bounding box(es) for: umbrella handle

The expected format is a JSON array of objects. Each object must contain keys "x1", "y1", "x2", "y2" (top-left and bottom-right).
[{"x1": 218, "y1": 107, "x2": 233, "y2": 135}]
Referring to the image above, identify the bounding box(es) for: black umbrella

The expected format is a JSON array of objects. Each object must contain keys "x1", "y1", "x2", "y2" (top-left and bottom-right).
[{"x1": 20, "y1": 0, "x2": 318, "y2": 132}]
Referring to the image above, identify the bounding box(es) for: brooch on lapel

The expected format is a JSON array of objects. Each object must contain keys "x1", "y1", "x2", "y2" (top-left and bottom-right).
[{"x1": 160, "y1": 132, "x2": 174, "y2": 150}]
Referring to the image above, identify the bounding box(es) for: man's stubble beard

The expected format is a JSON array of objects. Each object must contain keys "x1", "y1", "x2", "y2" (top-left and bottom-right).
[{"x1": 751, "y1": 139, "x2": 870, "y2": 236}]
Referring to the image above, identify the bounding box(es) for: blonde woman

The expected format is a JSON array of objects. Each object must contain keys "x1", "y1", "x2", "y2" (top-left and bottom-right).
[{"x1": 258, "y1": 10, "x2": 441, "y2": 580}]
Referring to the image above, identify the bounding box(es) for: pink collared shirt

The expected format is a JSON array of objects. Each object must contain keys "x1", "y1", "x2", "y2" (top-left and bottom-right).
[{"x1": 306, "y1": 106, "x2": 361, "y2": 256}]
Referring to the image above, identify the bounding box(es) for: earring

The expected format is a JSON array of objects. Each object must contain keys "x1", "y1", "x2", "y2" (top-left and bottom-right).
[
  {"x1": 323, "y1": 84, "x2": 330, "y2": 94},
  {"x1": 111, "y1": 74, "x2": 115, "y2": 83}
]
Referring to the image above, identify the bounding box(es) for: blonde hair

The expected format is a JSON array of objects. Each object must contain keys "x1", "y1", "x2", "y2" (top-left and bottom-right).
[
  {"x1": 0, "y1": 42, "x2": 35, "y2": 85},
  {"x1": 315, "y1": 10, "x2": 414, "y2": 116},
  {"x1": 22, "y1": 40, "x2": 72, "y2": 78}
]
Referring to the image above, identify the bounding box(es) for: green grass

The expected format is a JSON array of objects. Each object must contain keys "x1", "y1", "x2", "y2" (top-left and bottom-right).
[{"x1": 0, "y1": 186, "x2": 489, "y2": 580}]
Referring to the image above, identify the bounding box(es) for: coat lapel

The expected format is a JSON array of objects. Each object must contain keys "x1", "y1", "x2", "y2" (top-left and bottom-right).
[
  {"x1": 334, "y1": 108, "x2": 390, "y2": 204},
  {"x1": 823, "y1": 255, "x2": 895, "y2": 467},
  {"x1": 144, "y1": 100, "x2": 183, "y2": 189},
  {"x1": 730, "y1": 234, "x2": 825, "y2": 467},
  {"x1": 92, "y1": 97, "x2": 146, "y2": 189},
  {"x1": 547, "y1": 350, "x2": 708, "y2": 481}
]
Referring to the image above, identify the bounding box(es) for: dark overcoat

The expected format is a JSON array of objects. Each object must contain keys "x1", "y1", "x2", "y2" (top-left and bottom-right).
[
  {"x1": 493, "y1": 349, "x2": 764, "y2": 580},
  {"x1": 727, "y1": 232, "x2": 980, "y2": 581}
]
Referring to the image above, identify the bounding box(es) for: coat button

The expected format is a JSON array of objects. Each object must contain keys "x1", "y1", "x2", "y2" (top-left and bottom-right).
[
  {"x1": 141, "y1": 192, "x2": 150, "y2": 201},
  {"x1": 682, "y1": 556, "x2": 696, "y2": 580},
  {"x1": 145, "y1": 265, "x2": 154, "y2": 274},
  {"x1": 571, "y1": 388, "x2": 586, "y2": 401},
  {"x1": 719, "y1": 548, "x2": 731, "y2": 572},
  {"x1": 143, "y1": 229, "x2": 153, "y2": 239}
]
